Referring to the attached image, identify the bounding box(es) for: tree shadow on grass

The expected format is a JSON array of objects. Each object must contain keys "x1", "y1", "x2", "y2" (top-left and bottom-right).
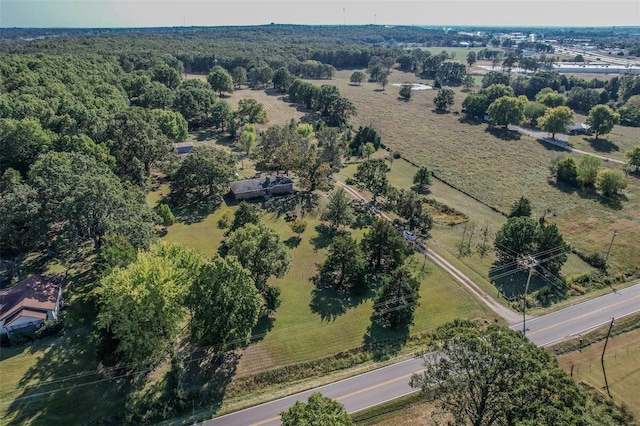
[
  {"x1": 5, "y1": 327, "x2": 130, "y2": 425},
  {"x1": 352, "y1": 210, "x2": 375, "y2": 229},
  {"x1": 587, "y1": 137, "x2": 619, "y2": 153},
  {"x1": 250, "y1": 315, "x2": 275, "y2": 343},
  {"x1": 284, "y1": 236, "x2": 301, "y2": 249},
  {"x1": 263, "y1": 192, "x2": 320, "y2": 219},
  {"x1": 309, "y1": 286, "x2": 371, "y2": 322},
  {"x1": 489, "y1": 261, "x2": 567, "y2": 304},
  {"x1": 546, "y1": 178, "x2": 579, "y2": 195},
  {"x1": 485, "y1": 126, "x2": 521, "y2": 141},
  {"x1": 362, "y1": 319, "x2": 410, "y2": 362},
  {"x1": 535, "y1": 139, "x2": 569, "y2": 152},
  {"x1": 458, "y1": 116, "x2": 485, "y2": 126},
  {"x1": 161, "y1": 193, "x2": 221, "y2": 225},
  {"x1": 599, "y1": 192, "x2": 627, "y2": 211},
  {"x1": 310, "y1": 224, "x2": 347, "y2": 251}
]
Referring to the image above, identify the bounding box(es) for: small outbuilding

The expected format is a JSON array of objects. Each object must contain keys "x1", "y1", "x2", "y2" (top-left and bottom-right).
[
  {"x1": 569, "y1": 122, "x2": 592, "y2": 135},
  {"x1": 0, "y1": 274, "x2": 63, "y2": 336},
  {"x1": 174, "y1": 142, "x2": 194, "y2": 159},
  {"x1": 229, "y1": 175, "x2": 293, "y2": 201}
]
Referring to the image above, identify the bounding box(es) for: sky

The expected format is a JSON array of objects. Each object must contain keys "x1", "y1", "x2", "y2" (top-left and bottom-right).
[{"x1": 1, "y1": 0, "x2": 639, "y2": 28}]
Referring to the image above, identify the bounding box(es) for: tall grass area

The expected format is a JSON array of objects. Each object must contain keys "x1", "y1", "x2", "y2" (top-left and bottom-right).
[{"x1": 319, "y1": 69, "x2": 640, "y2": 273}]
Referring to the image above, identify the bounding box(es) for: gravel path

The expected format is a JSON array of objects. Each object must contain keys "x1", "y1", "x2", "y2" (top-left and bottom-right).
[
  {"x1": 334, "y1": 179, "x2": 521, "y2": 324},
  {"x1": 510, "y1": 125, "x2": 625, "y2": 165}
]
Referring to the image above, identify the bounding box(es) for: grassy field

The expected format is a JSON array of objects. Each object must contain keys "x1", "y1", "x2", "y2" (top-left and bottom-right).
[
  {"x1": 558, "y1": 328, "x2": 640, "y2": 418},
  {"x1": 314, "y1": 68, "x2": 640, "y2": 273},
  {"x1": 158, "y1": 192, "x2": 492, "y2": 375}
]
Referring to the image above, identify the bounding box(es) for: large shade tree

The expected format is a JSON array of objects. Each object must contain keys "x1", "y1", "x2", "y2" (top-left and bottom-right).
[
  {"x1": 170, "y1": 145, "x2": 236, "y2": 206},
  {"x1": 97, "y1": 242, "x2": 203, "y2": 365},
  {"x1": 486, "y1": 95, "x2": 526, "y2": 128},
  {"x1": 224, "y1": 223, "x2": 291, "y2": 312},
  {"x1": 410, "y1": 320, "x2": 588, "y2": 426},
  {"x1": 207, "y1": 65, "x2": 234, "y2": 96},
  {"x1": 281, "y1": 392, "x2": 353, "y2": 426},
  {"x1": 187, "y1": 254, "x2": 262, "y2": 349},
  {"x1": 537, "y1": 106, "x2": 574, "y2": 140},
  {"x1": 353, "y1": 158, "x2": 389, "y2": 201},
  {"x1": 586, "y1": 104, "x2": 619, "y2": 139},
  {"x1": 28, "y1": 152, "x2": 157, "y2": 257}
]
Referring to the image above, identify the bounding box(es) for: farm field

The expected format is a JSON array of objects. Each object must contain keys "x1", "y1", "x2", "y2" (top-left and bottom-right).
[
  {"x1": 315, "y1": 69, "x2": 640, "y2": 273},
  {"x1": 558, "y1": 327, "x2": 640, "y2": 418}
]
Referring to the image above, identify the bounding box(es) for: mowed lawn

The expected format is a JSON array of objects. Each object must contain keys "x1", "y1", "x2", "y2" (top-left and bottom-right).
[
  {"x1": 558, "y1": 328, "x2": 640, "y2": 418},
  {"x1": 315, "y1": 69, "x2": 640, "y2": 272},
  {"x1": 160, "y1": 195, "x2": 491, "y2": 375}
]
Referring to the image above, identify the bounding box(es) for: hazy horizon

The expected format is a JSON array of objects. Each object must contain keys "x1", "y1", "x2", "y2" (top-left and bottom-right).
[{"x1": 1, "y1": 1, "x2": 639, "y2": 29}]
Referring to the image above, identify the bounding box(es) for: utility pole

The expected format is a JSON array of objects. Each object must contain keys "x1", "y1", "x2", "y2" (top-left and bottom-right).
[
  {"x1": 601, "y1": 317, "x2": 615, "y2": 398},
  {"x1": 522, "y1": 256, "x2": 537, "y2": 336},
  {"x1": 604, "y1": 229, "x2": 618, "y2": 266}
]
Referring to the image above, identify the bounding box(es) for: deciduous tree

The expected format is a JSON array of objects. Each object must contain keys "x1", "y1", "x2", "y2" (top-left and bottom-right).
[
  {"x1": 586, "y1": 104, "x2": 619, "y2": 139},
  {"x1": 433, "y1": 88, "x2": 455, "y2": 113},
  {"x1": 97, "y1": 242, "x2": 203, "y2": 365},
  {"x1": 232, "y1": 66, "x2": 248, "y2": 89},
  {"x1": 170, "y1": 145, "x2": 236, "y2": 206},
  {"x1": 538, "y1": 105, "x2": 574, "y2": 139},
  {"x1": 487, "y1": 95, "x2": 526, "y2": 128},
  {"x1": 237, "y1": 98, "x2": 268, "y2": 124},
  {"x1": 353, "y1": 158, "x2": 389, "y2": 201},
  {"x1": 314, "y1": 234, "x2": 366, "y2": 293},
  {"x1": 597, "y1": 169, "x2": 628, "y2": 197},
  {"x1": 626, "y1": 145, "x2": 640, "y2": 171},
  {"x1": 225, "y1": 223, "x2": 291, "y2": 312},
  {"x1": 280, "y1": 392, "x2": 354, "y2": 426},
  {"x1": 577, "y1": 154, "x2": 602, "y2": 187},
  {"x1": 494, "y1": 216, "x2": 538, "y2": 262},
  {"x1": 187, "y1": 255, "x2": 261, "y2": 349},
  {"x1": 399, "y1": 84, "x2": 412, "y2": 100},
  {"x1": 350, "y1": 71, "x2": 364, "y2": 86},
  {"x1": 410, "y1": 320, "x2": 587, "y2": 426},
  {"x1": 237, "y1": 123, "x2": 257, "y2": 155},
  {"x1": 321, "y1": 188, "x2": 354, "y2": 230}
]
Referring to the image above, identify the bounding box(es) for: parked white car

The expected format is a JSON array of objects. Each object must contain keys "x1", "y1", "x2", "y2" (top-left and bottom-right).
[{"x1": 402, "y1": 230, "x2": 417, "y2": 241}]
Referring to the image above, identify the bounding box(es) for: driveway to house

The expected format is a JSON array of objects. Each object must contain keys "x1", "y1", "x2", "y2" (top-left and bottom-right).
[
  {"x1": 334, "y1": 179, "x2": 521, "y2": 323},
  {"x1": 509, "y1": 125, "x2": 625, "y2": 165}
]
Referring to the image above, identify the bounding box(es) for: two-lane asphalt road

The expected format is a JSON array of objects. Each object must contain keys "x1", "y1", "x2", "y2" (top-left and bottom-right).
[
  {"x1": 201, "y1": 282, "x2": 640, "y2": 426},
  {"x1": 201, "y1": 358, "x2": 424, "y2": 426},
  {"x1": 510, "y1": 282, "x2": 640, "y2": 346}
]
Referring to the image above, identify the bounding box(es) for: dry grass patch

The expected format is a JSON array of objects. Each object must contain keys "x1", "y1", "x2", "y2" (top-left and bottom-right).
[
  {"x1": 315, "y1": 69, "x2": 640, "y2": 272},
  {"x1": 558, "y1": 327, "x2": 640, "y2": 418}
]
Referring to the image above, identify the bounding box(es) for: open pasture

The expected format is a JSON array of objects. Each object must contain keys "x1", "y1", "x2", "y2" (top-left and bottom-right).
[{"x1": 315, "y1": 69, "x2": 640, "y2": 272}]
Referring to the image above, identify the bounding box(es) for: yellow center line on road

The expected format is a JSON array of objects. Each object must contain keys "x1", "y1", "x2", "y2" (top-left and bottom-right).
[
  {"x1": 526, "y1": 292, "x2": 640, "y2": 337},
  {"x1": 336, "y1": 371, "x2": 423, "y2": 401},
  {"x1": 249, "y1": 415, "x2": 281, "y2": 426},
  {"x1": 248, "y1": 370, "x2": 424, "y2": 425}
]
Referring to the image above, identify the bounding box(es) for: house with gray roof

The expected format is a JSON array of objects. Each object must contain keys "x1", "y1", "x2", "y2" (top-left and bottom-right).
[{"x1": 229, "y1": 175, "x2": 293, "y2": 201}]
